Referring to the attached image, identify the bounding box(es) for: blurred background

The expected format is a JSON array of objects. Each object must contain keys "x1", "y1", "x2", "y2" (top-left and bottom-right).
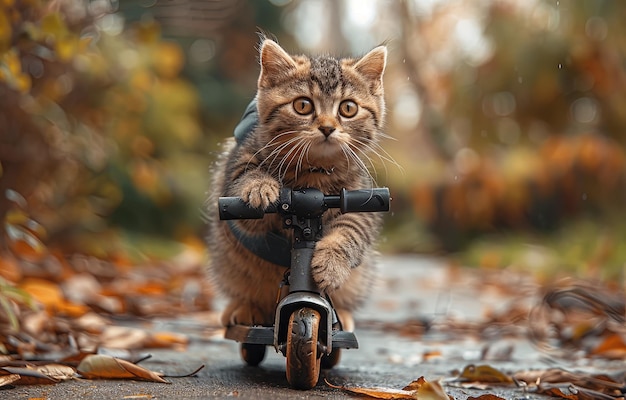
[{"x1": 2, "y1": 0, "x2": 626, "y2": 282}]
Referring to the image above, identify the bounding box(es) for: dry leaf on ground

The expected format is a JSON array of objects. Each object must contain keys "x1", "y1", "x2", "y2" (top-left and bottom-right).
[
  {"x1": 513, "y1": 368, "x2": 625, "y2": 398},
  {"x1": 1, "y1": 366, "x2": 60, "y2": 385},
  {"x1": 77, "y1": 354, "x2": 168, "y2": 383},
  {"x1": 325, "y1": 377, "x2": 450, "y2": 399},
  {"x1": 0, "y1": 373, "x2": 21, "y2": 388},
  {"x1": 458, "y1": 364, "x2": 513, "y2": 384}
]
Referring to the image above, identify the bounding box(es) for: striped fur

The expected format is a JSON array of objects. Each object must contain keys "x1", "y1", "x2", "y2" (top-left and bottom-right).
[{"x1": 207, "y1": 39, "x2": 387, "y2": 327}]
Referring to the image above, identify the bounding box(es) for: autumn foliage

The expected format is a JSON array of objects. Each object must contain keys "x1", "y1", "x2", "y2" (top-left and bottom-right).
[
  {"x1": 0, "y1": 0, "x2": 212, "y2": 365},
  {"x1": 411, "y1": 133, "x2": 626, "y2": 250}
]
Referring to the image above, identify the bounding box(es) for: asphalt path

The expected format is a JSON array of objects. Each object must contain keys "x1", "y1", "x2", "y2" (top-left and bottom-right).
[{"x1": 6, "y1": 256, "x2": 559, "y2": 399}]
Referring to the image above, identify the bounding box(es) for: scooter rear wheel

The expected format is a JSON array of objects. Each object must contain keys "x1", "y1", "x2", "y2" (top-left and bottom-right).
[
  {"x1": 285, "y1": 308, "x2": 322, "y2": 390},
  {"x1": 321, "y1": 348, "x2": 341, "y2": 369},
  {"x1": 240, "y1": 343, "x2": 266, "y2": 366}
]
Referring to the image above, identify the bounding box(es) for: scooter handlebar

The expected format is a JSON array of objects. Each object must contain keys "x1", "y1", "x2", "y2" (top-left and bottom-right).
[
  {"x1": 218, "y1": 187, "x2": 390, "y2": 220},
  {"x1": 339, "y1": 188, "x2": 390, "y2": 213}
]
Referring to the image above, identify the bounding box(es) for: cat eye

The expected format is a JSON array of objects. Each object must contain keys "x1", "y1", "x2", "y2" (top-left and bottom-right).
[
  {"x1": 339, "y1": 100, "x2": 358, "y2": 118},
  {"x1": 293, "y1": 97, "x2": 314, "y2": 115}
]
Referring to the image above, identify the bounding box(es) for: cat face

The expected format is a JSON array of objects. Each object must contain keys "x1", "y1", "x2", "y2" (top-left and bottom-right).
[{"x1": 254, "y1": 40, "x2": 387, "y2": 182}]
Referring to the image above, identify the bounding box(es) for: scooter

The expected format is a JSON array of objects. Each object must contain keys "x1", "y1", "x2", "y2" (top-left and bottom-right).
[{"x1": 218, "y1": 187, "x2": 390, "y2": 389}]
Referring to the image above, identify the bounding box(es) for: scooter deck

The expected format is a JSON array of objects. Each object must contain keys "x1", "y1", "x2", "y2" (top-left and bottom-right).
[{"x1": 225, "y1": 325, "x2": 359, "y2": 349}]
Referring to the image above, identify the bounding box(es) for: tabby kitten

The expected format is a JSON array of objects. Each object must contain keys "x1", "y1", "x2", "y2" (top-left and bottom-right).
[{"x1": 207, "y1": 39, "x2": 387, "y2": 328}]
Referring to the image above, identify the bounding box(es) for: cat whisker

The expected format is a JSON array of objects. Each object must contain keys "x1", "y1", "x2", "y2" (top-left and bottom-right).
[
  {"x1": 249, "y1": 130, "x2": 298, "y2": 171},
  {"x1": 341, "y1": 142, "x2": 378, "y2": 188},
  {"x1": 351, "y1": 137, "x2": 402, "y2": 170},
  {"x1": 261, "y1": 134, "x2": 302, "y2": 173},
  {"x1": 350, "y1": 137, "x2": 405, "y2": 179},
  {"x1": 273, "y1": 137, "x2": 309, "y2": 183},
  {"x1": 295, "y1": 139, "x2": 313, "y2": 182},
  {"x1": 378, "y1": 131, "x2": 399, "y2": 142}
]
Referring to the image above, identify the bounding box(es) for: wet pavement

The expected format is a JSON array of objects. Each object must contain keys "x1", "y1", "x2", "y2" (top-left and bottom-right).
[{"x1": 7, "y1": 255, "x2": 559, "y2": 399}]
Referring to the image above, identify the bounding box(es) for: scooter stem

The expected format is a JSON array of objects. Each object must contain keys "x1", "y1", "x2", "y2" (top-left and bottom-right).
[
  {"x1": 285, "y1": 214, "x2": 323, "y2": 294},
  {"x1": 290, "y1": 246, "x2": 317, "y2": 293}
]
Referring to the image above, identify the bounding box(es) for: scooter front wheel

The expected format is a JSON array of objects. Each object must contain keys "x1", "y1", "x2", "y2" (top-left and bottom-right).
[{"x1": 285, "y1": 307, "x2": 322, "y2": 390}]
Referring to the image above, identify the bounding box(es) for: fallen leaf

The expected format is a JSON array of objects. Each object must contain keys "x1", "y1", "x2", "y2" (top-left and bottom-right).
[
  {"x1": 325, "y1": 377, "x2": 450, "y2": 400},
  {"x1": 1, "y1": 366, "x2": 59, "y2": 385},
  {"x1": 0, "y1": 373, "x2": 20, "y2": 388},
  {"x1": 467, "y1": 395, "x2": 506, "y2": 400},
  {"x1": 403, "y1": 376, "x2": 426, "y2": 391},
  {"x1": 35, "y1": 364, "x2": 76, "y2": 381},
  {"x1": 535, "y1": 387, "x2": 578, "y2": 400},
  {"x1": 326, "y1": 379, "x2": 416, "y2": 399},
  {"x1": 422, "y1": 350, "x2": 442, "y2": 361},
  {"x1": 19, "y1": 278, "x2": 63, "y2": 309},
  {"x1": 77, "y1": 354, "x2": 168, "y2": 383},
  {"x1": 0, "y1": 255, "x2": 22, "y2": 282},
  {"x1": 569, "y1": 384, "x2": 620, "y2": 400},
  {"x1": 144, "y1": 331, "x2": 188, "y2": 348},
  {"x1": 591, "y1": 333, "x2": 626, "y2": 359},
  {"x1": 414, "y1": 380, "x2": 450, "y2": 400},
  {"x1": 459, "y1": 364, "x2": 513, "y2": 384},
  {"x1": 513, "y1": 368, "x2": 623, "y2": 394},
  {"x1": 99, "y1": 326, "x2": 149, "y2": 349}
]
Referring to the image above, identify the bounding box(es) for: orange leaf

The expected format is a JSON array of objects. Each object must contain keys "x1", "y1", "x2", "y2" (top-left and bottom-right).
[
  {"x1": 144, "y1": 331, "x2": 189, "y2": 348},
  {"x1": 77, "y1": 355, "x2": 168, "y2": 383},
  {"x1": 0, "y1": 255, "x2": 22, "y2": 282},
  {"x1": 536, "y1": 387, "x2": 578, "y2": 400},
  {"x1": 20, "y1": 278, "x2": 63, "y2": 309},
  {"x1": 468, "y1": 395, "x2": 507, "y2": 400},
  {"x1": 591, "y1": 333, "x2": 626, "y2": 358},
  {"x1": 403, "y1": 376, "x2": 426, "y2": 391},
  {"x1": 57, "y1": 300, "x2": 90, "y2": 318},
  {"x1": 459, "y1": 364, "x2": 513, "y2": 384},
  {"x1": 6, "y1": 225, "x2": 47, "y2": 262}
]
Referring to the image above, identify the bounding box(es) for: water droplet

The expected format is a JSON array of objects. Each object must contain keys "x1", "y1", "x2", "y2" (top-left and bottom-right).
[
  {"x1": 582, "y1": 193, "x2": 587, "y2": 201},
  {"x1": 558, "y1": 63, "x2": 562, "y2": 69}
]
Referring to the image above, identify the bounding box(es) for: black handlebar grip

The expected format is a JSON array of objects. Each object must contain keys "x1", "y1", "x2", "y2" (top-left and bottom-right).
[
  {"x1": 340, "y1": 188, "x2": 390, "y2": 213},
  {"x1": 218, "y1": 197, "x2": 265, "y2": 220}
]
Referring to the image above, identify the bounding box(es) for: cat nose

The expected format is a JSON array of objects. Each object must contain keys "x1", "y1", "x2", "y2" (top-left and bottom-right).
[{"x1": 319, "y1": 126, "x2": 336, "y2": 137}]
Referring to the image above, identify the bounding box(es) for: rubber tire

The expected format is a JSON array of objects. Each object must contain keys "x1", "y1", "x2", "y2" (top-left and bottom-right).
[
  {"x1": 321, "y1": 348, "x2": 341, "y2": 369},
  {"x1": 285, "y1": 308, "x2": 322, "y2": 390},
  {"x1": 241, "y1": 343, "x2": 266, "y2": 367}
]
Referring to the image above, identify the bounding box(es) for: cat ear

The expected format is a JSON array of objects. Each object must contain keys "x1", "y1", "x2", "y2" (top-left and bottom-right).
[
  {"x1": 259, "y1": 40, "x2": 297, "y2": 88},
  {"x1": 354, "y1": 46, "x2": 387, "y2": 84}
]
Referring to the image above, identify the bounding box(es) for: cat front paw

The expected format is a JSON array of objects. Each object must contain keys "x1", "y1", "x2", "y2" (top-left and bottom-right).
[
  {"x1": 240, "y1": 177, "x2": 280, "y2": 209},
  {"x1": 311, "y1": 238, "x2": 351, "y2": 292}
]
